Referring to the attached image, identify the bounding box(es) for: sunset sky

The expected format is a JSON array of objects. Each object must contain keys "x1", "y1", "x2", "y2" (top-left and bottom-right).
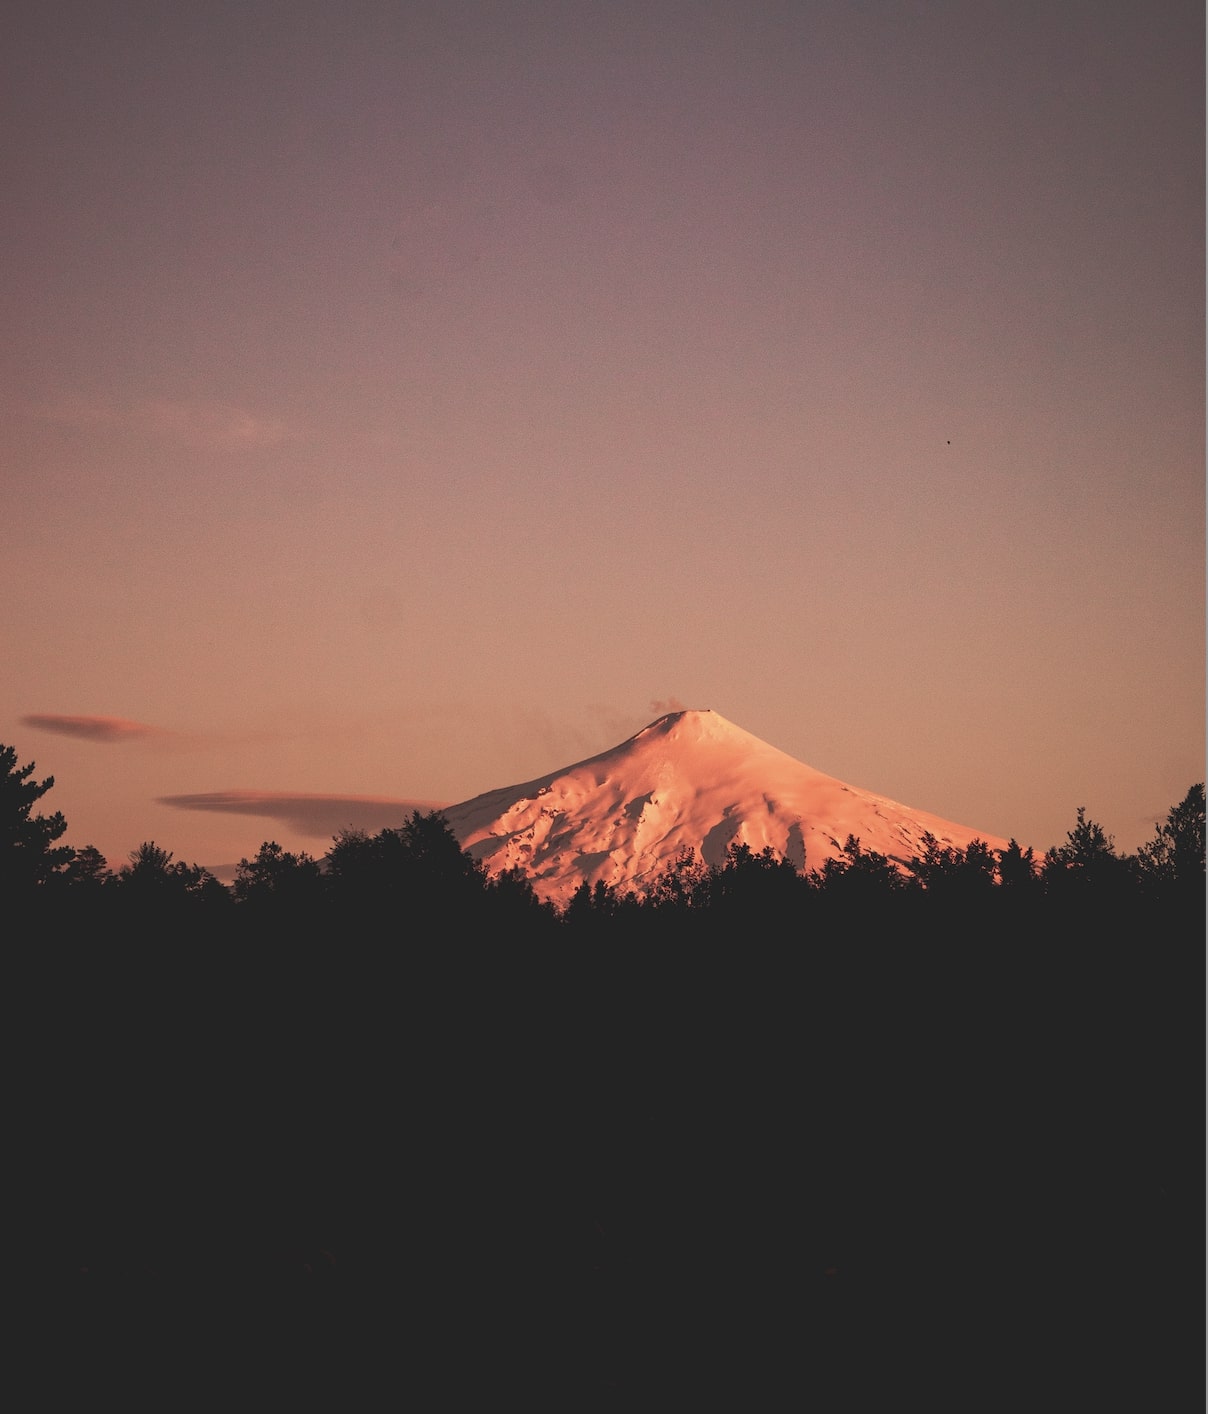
[{"x1": 3, "y1": 1, "x2": 1202, "y2": 878}]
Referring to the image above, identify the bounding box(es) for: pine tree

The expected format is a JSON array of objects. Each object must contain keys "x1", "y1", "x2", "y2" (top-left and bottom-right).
[
  {"x1": 0, "y1": 744, "x2": 73, "y2": 895},
  {"x1": 1136, "y1": 784, "x2": 1205, "y2": 895}
]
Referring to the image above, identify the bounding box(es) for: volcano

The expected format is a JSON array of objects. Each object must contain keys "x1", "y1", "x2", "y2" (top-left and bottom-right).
[{"x1": 442, "y1": 709, "x2": 1009, "y2": 906}]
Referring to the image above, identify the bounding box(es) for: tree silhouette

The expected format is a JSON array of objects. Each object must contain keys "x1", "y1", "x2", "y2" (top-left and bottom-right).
[
  {"x1": 116, "y1": 840, "x2": 228, "y2": 916},
  {"x1": 701, "y1": 841, "x2": 803, "y2": 923},
  {"x1": 577, "y1": 877, "x2": 631, "y2": 916},
  {"x1": 1136, "y1": 783, "x2": 1205, "y2": 895},
  {"x1": 906, "y1": 835, "x2": 999, "y2": 914},
  {"x1": 233, "y1": 840, "x2": 323, "y2": 908},
  {"x1": 61, "y1": 843, "x2": 112, "y2": 890},
  {"x1": 996, "y1": 838, "x2": 1039, "y2": 892},
  {"x1": 325, "y1": 810, "x2": 489, "y2": 920},
  {"x1": 484, "y1": 863, "x2": 557, "y2": 930},
  {"x1": 811, "y1": 834, "x2": 911, "y2": 898},
  {"x1": 0, "y1": 743, "x2": 73, "y2": 896},
  {"x1": 643, "y1": 846, "x2": 708, "y2": 911},
  {"x1": 122, "y1": 840, "x2": 174, "y2": 878},
  {"x1": 1042, "y1": 806, "x2": 1134, "y2": 895}
]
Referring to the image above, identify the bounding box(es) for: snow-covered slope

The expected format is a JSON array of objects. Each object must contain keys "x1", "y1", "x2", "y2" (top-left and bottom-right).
[{"x1": 442, "y1": 709, "x2": 1008, "y2": 906}]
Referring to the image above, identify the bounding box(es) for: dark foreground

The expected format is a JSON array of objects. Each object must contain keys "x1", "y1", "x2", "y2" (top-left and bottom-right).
[{"x1": 16, "y1": 919, "x2": 1203, "y2": 1407}]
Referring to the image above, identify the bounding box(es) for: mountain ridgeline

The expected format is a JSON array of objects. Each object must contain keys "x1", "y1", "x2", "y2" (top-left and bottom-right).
[{"x1": 443, "y1": 709, "x2": 1014, "y2": 906}]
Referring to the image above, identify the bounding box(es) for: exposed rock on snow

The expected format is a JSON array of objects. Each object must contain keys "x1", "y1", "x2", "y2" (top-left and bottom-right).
[{"x1": 442, "y1": 709, "x2": 1008, "y2": 906}]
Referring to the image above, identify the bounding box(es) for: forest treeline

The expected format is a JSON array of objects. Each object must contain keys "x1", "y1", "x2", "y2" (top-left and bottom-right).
[
  {"x1": 3, "y1": 741, "x2": 1204, "y2": 938},
  {"x1": 7, "y1": 742, "x2": 1203, "y2": 1402}
]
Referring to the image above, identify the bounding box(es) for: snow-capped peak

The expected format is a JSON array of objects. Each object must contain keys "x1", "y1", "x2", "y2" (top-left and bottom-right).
[{"x1": 441, "y1": 709, "x2": 1009, "y2": 906}]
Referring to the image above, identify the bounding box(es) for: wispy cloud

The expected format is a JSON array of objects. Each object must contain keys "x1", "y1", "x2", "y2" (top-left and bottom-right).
[
  {"x1": 21, "y1": 713, "x2": 165, "y2": 743},
  {"x1": 478, "y1": 703, "x2": 678, "y2": 776},
  {"x1": 38, "y1": 395, "x2": 298, "y2": 450},
  {"x1": 649, "y1": 697, "x2": 687, "y2": 716},
  {"x1": 158, "y1": 791, "x2": 449, "y2": 839}
]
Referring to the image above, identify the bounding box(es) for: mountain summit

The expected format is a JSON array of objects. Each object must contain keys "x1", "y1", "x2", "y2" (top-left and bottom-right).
[{"x1": 442, "y1": 709, "x2": 1008, "y2": 906}]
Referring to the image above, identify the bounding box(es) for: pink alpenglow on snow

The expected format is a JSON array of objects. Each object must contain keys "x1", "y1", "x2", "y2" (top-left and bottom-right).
[{"x1": 442, "y1": 709, "x2": 1011, "y2": 906}]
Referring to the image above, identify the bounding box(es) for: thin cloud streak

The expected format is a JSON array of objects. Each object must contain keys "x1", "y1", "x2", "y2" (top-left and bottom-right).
[
  {"x1": 159, "y1": 791, "x2": 450, "y2": 839},
  {"x1": 37, "y1": 395, "x2": 298, "y2": 450},
  {"x1": 21, "y1": 713, "x2": 164, "y2": 743}
]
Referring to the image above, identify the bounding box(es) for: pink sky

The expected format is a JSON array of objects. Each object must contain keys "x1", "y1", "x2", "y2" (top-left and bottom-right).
[{"x1": 2, "y1": 2, "x2": 1202, "y2": 877}]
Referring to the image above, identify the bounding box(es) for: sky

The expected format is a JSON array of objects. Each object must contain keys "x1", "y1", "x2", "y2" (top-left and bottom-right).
[{"x1": 2, "y1": 0, "x2": 1203, "y2": 879}]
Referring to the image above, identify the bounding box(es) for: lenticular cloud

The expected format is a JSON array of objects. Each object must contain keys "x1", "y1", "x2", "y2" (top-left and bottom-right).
[
  {"x1": 21, "y1": 713, "x2": 162, "y2": 743},
  {"x1": 158, "y1": 790, "x2": 448, "y2": 839}
]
